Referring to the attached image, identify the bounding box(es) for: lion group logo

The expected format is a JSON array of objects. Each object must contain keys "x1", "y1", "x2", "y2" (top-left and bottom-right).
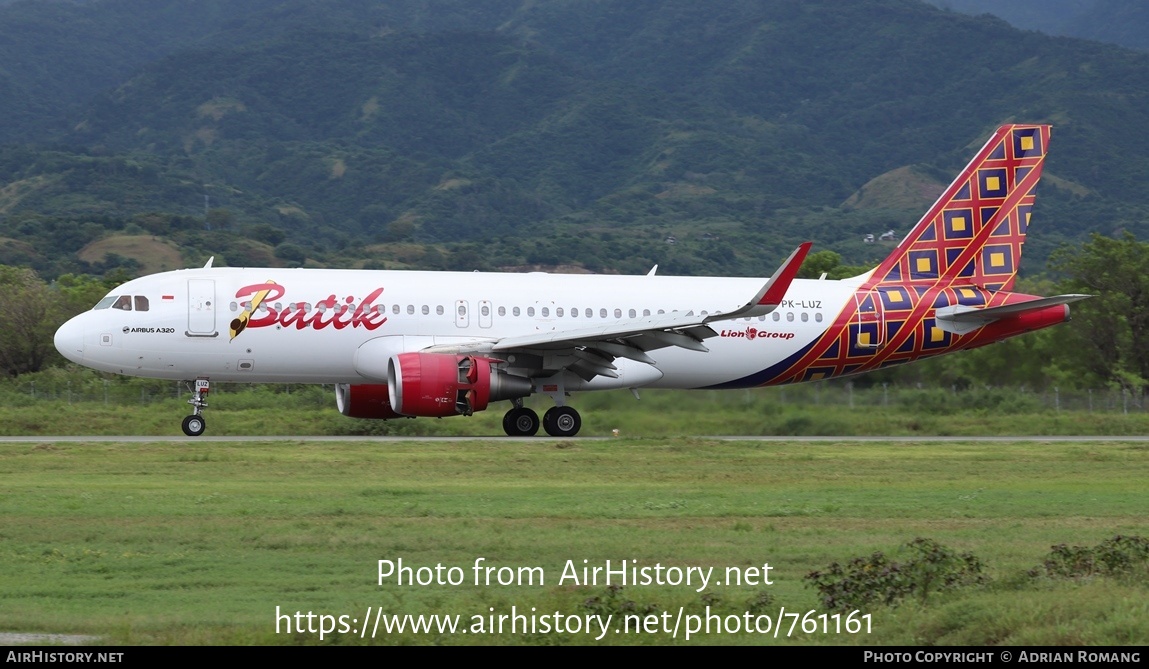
[{"x1": 719, "y1": 328, "x2": 795, "y2": 340}]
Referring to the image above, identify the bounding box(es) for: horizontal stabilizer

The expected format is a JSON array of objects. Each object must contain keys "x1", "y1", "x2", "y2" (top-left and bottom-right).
[{"x1": 935, "y1": 294, "x2": 1091, "y2": 335}]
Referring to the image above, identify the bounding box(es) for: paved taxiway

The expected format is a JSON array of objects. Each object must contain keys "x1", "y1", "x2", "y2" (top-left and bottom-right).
[{"x1": 2, "y1": 435, "x2": 1147, "y2": 443}]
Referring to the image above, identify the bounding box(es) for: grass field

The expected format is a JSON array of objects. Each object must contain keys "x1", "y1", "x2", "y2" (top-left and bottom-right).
[
  {"x1": 2, "y1": 383, "x2": 1148, "y2": 437},
  {"x1": 1, "y1": 437, "x2": 1146, "y2": 645}
]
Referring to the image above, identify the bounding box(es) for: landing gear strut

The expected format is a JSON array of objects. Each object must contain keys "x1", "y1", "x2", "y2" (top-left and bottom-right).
[{"x1": 182, "y1": 377, "x2": 209, "y2": 437}]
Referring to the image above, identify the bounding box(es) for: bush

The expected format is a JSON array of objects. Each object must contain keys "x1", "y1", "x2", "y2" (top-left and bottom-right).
[
  {"x1": 1029, "y1": 535, "x2": 1149, "y2": 581},
  {"x1": 805, "y1": 538, "x2": 987, "y2": 612},
  {"x1": 578, "y1": 585, "x2": 658, "y2": 617}
]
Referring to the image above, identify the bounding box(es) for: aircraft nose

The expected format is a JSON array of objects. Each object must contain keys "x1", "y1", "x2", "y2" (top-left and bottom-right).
[{"x1": 54, "y1": 316, "x2": 85, "y2": 364}]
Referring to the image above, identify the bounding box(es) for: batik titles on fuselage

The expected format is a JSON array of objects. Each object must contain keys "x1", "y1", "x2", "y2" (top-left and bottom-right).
[{"x1": 231, "y1": 282, "x2": 388, "y2": 335}]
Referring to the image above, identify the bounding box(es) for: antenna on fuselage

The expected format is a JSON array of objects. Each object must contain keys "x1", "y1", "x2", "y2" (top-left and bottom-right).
[
  {"x1": 647, "y1": 265, "x2": 658, "y2": 276},
  {"x1": 203, "y1": 256, "x2": 215, "y2": 269}
]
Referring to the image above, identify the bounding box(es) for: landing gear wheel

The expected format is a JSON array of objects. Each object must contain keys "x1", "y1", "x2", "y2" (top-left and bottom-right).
[
  {"x1": 543, "y1": 406, "x2": 581, "y2": 438},
  {"x1": 182, "y1": 377, "x2": 210, "y2": 437},
  {"x1": 181, "y1": 414, "x2": 206, "y2": 437},
  {"x1": 503, "y1": 407, "x2": 540, "y2": 437}
]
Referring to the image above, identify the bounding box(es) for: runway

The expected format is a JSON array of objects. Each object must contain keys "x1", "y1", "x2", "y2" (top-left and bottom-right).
[{"x1": 2, "y1": 435, "x2": 1147, "y2": 443}]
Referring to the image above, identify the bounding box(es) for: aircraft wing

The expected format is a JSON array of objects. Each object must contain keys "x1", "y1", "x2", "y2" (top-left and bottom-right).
[{"x1": 423, "y1": 243, "x2": 811, "y2": 380}]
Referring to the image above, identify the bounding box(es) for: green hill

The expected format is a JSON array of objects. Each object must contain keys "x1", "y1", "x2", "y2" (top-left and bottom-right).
[
  {"x1": 926, "y1": 0, "x2": 1149, "y2": 52},
  {"x1": 2, "y1": 0, "x2": 1149, "y2": 279}
]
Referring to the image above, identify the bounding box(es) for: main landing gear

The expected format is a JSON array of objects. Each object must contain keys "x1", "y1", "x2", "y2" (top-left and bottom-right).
[
  {"x1": 502, "y1": 405, "x2": 539, "y2": 436},
  {"x1": 182, "y1": 377, "x2": 210, "y2": 437},
  {"x1": 501, "y1": 400, "x2": 582, "y2": 437},
  {"x1": 543, "y1": 406, "x2": 581, "y2": 438}
]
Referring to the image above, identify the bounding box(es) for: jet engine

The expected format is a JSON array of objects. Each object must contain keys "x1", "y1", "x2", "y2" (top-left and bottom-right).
[
  {"x1": 388, "y1": 353, "x2": 533, "y2": 417},
  {"x1": 335, "y1": 383, "x2": 402, "y2": 419}
]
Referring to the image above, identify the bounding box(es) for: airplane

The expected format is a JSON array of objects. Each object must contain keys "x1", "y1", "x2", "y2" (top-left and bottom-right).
[{"x1": 54, "y1": 123, "x2": 1088, "y2": 437}]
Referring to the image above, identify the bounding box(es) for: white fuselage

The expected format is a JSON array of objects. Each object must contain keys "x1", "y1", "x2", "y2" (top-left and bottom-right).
[{"x1": 54, "y1": 267, "x2": 861, "y2": 390}]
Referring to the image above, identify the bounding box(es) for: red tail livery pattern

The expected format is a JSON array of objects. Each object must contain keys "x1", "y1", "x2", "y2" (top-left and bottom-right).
[
  {"x1": 871, "y1": 124, "x2": 1048, "y2": 292},
  {"x1": 709, "y1": 124, "x2": 1059, "y2": 389}
]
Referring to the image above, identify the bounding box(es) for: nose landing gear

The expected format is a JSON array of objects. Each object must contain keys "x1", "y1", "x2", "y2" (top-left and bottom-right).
[{"x1": 182, "y1": 377, "x2": 209, "y2": 436}]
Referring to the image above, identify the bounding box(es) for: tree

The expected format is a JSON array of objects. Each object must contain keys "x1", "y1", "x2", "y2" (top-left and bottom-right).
[
  {"x1": 0, "y1": 266, "x2": 61, "y2": 375},
  {"x1": 55, "y1": 273, "x2": 115, "y2": 317},
  {"x1": 205, "y1": 208, "x2": 234, "y2": 230},
  {"x1": 796, "y1": 250, "x2": 870, "y2": 280},
  {"x1": 1050, "y1": 233, "x2": 1149, "y2": 393}
]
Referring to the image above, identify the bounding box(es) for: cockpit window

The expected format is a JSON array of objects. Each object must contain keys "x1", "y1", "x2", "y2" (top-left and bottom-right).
[{"x1": 96, "y1": 295, "x2": 150, "y2": 311}]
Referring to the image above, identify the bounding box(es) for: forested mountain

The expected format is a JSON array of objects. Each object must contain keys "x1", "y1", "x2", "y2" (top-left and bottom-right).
[
  {"x1": 927, "y1": 0, "x2": 1149, "y2": 52},
  {"x1": 2, "y1": 0, "x2": 1149, "y2": 280}
]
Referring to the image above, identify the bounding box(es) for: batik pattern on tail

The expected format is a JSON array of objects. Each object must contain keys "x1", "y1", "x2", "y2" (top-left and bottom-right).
[
  {"x1": 705, "y1": 124, "x2": 1054, "y2": 389},
  {"x1": 869, "y1": 124, "x2": 1049, "y2": 293}
]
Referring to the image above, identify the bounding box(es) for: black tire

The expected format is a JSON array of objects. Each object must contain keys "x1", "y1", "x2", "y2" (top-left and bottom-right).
[
  {"x1": 503, "y1": 407, "x2": 540, "y2": 437},
  {"x1": 181, "y1": 414, "x2": 206, "y2": 437},
  {"x1": 542, "y1": 406, "x2": 581, "y2": 437}
]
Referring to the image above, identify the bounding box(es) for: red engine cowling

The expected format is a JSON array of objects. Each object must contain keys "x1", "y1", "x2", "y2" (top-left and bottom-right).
[
  {"x1": 388, "y1": 353, "x2": 533, "y2": 417},
  {"x1": 335, "y1": 383, "x2": 402, "y2": 419}
]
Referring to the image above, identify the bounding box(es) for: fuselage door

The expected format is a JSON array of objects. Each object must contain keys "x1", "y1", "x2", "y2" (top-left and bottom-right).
[
  {"x1": 853, "y1": 290, "x2": 884, "y2": 349},
  {"x1": 455, "y1": 300, "x2": 469, "y2": 328},
  {"x1": 187, "y1": 279, "x2": 217, "y2": 335}
]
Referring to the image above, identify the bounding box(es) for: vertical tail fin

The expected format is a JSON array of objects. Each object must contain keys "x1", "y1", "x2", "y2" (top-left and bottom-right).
[{"x1": 869, "y1": 124, "x2": 1051, "y2": 292}]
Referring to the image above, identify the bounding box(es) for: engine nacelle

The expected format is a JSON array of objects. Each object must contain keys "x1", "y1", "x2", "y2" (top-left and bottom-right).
[
  {"x1": 335, "y1": 383, "x2": 402, "y2": 419},
  {"x1": 388, "y1": 353, "x2": 533, "y2": 417}
]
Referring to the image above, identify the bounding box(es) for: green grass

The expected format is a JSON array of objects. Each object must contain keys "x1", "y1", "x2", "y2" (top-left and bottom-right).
[
  {"x1": 0, "y1": 438, "x2": 1146, "y2": 645},
  {"x1": 2, "y1": 384, "x2": 1148, "y2": 437}
]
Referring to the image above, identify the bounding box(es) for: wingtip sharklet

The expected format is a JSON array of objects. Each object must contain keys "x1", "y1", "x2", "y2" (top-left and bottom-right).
[
  {"x1": 704, "y1": 242, "x2": 812, "y2": 323},
  {"x1": 757, "y1": 241, "x2": 812, "y2": 307}
]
